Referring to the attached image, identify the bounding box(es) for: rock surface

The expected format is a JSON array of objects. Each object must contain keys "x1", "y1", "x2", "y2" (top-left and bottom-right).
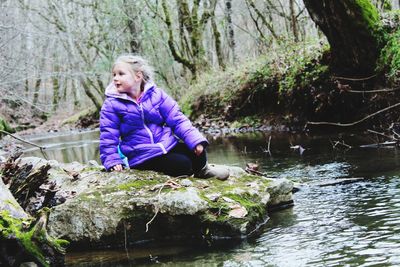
[{"x1": 18, "y1": 157, "x2": 294, "y2": 249}]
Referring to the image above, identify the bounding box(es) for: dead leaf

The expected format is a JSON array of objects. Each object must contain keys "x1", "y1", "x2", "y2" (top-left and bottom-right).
[{"x1": 228, "y1": 204, "x2": 248, "y2": 218}]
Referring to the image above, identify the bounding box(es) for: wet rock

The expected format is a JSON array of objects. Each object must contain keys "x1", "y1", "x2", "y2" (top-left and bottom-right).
[
  {"x1": 158, "y1": 187, "x2": 208, "y2": 215},
  {"x1": 15, "y1": 157, "x2": 293, "y2": 249},
  {"x1": 180, "y1": 179, "x2": 193, "y2": 187}
]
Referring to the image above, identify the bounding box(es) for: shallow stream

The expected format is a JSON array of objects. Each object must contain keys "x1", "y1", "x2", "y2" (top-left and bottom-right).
[{"x1": 23, "y1": 130, "x2": 400, "y2": 266}]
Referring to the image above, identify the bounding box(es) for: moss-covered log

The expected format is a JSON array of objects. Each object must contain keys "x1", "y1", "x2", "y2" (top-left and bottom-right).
[{"x1": 0, "y1": 178, "x2": 68, "y2": 266}]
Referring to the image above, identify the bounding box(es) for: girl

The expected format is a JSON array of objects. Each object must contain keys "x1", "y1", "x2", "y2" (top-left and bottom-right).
[{"x1": 99, "y1": 55, "x2": 229, "y2": 180}]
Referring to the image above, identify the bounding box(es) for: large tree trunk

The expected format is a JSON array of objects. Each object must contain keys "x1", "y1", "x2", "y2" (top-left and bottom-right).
[{"x1": 304, "y1": 0, "x2": 383, "y2": 76}]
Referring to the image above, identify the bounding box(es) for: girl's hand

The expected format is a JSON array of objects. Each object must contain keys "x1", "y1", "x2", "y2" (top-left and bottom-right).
[
  {"x1": 194, "y1": 144, "x2": 204, "y2": 156},
  {"x1": 112, "y1": 164, "x2": 123, "y2": 172}
]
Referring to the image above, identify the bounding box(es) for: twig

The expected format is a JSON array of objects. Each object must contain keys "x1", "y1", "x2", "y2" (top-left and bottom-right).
[
  {"x1": 261, "y1": 136, "x2": 272, "y2": 156},
  {"x1": 145, "y1": 184, "x2": 163, "y2": 232},
  {"x1": 393, "y1": 130, "x2": 400, "y2": 139},
  {"x1": 331, "y1": 140, "x2": 352, "y2": 149},
  {"x1": 245, "y1": 168, "x2": 264, "y2": 176},
  {"x1": 367, "y1": 129, "x2": 396, "y2": 140},
  {"x1": 307, "y1": 102, "x2": 400, "y2": 127},
  {"x1": 124, "y1": 221, "x2": 131, "y2": 261},
  {"x1": 332, "y1": 74, "x2": 377, "y2": 81}
]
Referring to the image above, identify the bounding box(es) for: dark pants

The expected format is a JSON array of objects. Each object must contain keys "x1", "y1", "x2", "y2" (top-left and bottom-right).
[{"x1": 134, "y1": 143, "x2": 207, "y2": 177}]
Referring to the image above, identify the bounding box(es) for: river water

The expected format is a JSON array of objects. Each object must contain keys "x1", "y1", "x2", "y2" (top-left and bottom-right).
[{"x1": 22, "y1": 129, "x2": 400, "y2": 266}]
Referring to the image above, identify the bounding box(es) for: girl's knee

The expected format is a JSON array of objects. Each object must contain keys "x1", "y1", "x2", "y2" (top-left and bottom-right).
[
  {"x1": 175, "y1": 161, "x2": 192, "y2": 176},
  {"x1": 168, "y1": 157, "x2": 192, "y2": 177}
]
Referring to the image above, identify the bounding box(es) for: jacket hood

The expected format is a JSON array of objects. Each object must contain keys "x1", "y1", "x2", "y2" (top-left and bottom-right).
[{"x1": 105, "y1": 82, "x2": 155, "y2": 101}]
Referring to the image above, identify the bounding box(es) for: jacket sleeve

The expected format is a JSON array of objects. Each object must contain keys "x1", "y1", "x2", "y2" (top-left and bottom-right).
[
  {"x1": 99, "y1": 99, "x2": 123, "y2": 170},
  {"x1": 158, "y1": 89, "x2": 208, "y2": 150}
]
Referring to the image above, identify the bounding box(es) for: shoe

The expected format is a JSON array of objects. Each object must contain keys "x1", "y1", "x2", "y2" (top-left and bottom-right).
[{"x1": 196, "y1": 164, "x2": 230, "y2": 180}]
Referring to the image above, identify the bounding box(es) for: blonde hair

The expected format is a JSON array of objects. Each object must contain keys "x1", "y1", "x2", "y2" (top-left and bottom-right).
[{"x1": 113, "y1": 54, "x2": 154, "y2": 83}]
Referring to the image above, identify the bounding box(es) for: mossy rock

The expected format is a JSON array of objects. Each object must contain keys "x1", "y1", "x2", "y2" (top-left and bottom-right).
[{"x1": 16, "y1": 157, "x2": 293, "y2": 250}]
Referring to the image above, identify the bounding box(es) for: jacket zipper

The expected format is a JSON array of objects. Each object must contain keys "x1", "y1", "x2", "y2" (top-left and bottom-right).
[{"x1": 139, "y1": 103, "x2": 154, "y2": 144}]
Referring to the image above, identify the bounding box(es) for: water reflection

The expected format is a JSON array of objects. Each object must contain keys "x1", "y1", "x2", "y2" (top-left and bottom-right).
[
  {"x1": 20, "y1": 130, "x2": 400, "y2": 266},
  {"x1": 23, "y1": 129, "x2": 100, "y2": 164}
]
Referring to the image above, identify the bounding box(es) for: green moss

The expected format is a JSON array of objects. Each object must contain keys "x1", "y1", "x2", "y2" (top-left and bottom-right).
[
  {"x1": 117, "y1": 178, "x2": 162, "y2": 191},
  {"x1": 198, "y1": 175, "x2": 271, "y2": 231},
  {"x1": 76, "y1": 190, "x2": 106, "y2": 203},
  {"x1": 61, "y1": 107, "x2": 96, "y2": 126},
  {"x1": 0, "y1": 211, "x2": 48, "y2": 266},
  {"x1": 1, "y1": 209, "x2": 69, "y2": 266},
  {"x1": 354, "y1": 0, "x2": 380, "y2": 29},
  {"x1": 348, "y1": 0, "x2": 385, "y2": 46}
]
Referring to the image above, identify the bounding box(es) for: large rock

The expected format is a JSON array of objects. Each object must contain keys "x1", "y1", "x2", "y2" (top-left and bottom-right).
[{"x1": 19, "y1": 157, "x2": 294, "y2": 249}]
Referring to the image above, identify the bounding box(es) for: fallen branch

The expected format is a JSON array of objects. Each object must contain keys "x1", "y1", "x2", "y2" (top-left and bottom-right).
[
  {"x1": 367, "y1": 129, "x2": 397, "y2": 140},
  {"x1": 0, "y1": 130, "x2": 48, "y2": 159},
  {"x1": 359, "y1": 141, "x2": 397, "y2": 148},
  {"x1": 0, "y1": 130, "x2": 45, "y2": 149},
  {"x1": 307, "y1": 102, "x2": 400, "y2": 127},
  {"x1": 345, "y1": 87, "x2": 400, "y2": 94}
]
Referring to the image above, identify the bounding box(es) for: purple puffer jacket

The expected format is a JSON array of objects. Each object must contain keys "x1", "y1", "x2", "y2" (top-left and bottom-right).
[{"x1": 99, "y1": 82, "x2": 208, "y2": 171}]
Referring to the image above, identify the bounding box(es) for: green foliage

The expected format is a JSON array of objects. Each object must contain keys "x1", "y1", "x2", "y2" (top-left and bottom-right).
[
  {"x1": 179, "y1": 40, "x2": 329, "y2": 121},
  {"x1": 382, "y1": 0, "x2": 392, "y2": 11},
  {"x1": 377, "y1": 17, "x2": 400, "y2": 84},
  {"x1": 0, "y1": 116, "x2": 15, "y2": 134},
  {"x1": 180, "y1": 100, "x2": 193, "y2": 118},
  {"x1": 230, "y1": 116, "x2": 262, "y2": 128},
  {"x1": 278, "y1": 52, "x2": 329, "y2": 93}
]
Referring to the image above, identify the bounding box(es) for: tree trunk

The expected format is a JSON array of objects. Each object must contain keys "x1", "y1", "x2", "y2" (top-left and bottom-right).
[
  {"x1": 289, "y1": 0, "x2": 299, "y2": 42},
  {"x1": 32, "y1": 78, "x2": 41, "y2": 107},
  {"x1": 303, "y1": 0, "x2": 383, "y2": 76},
  {"x1": 225, "y1": 0, "x2": 236, "y2": 63},
  {"x1": 52, "y1": 74, "x2": 60, "y2": 112}
]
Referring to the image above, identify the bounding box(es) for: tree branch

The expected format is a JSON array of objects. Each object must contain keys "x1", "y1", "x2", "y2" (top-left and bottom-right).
[{"x1": 307, "y1": 102, "x2": 400, "y2": 127}]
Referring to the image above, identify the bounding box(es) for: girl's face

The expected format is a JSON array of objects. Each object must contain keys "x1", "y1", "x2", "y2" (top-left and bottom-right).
[{"x1": 112, "y1": 62, "x2": 142, "y2": 98}]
